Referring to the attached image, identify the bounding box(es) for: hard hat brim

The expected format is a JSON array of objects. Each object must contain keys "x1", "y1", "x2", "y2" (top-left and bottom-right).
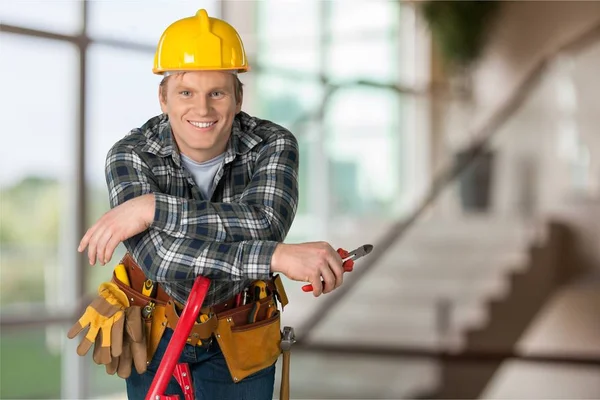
[{"x1": 153, "y1": 67, "x2": 250, "y2": 75}]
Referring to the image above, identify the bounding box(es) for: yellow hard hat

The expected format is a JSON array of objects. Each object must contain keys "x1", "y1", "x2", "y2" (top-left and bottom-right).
[{"x1": 152, "y1": 9, "x2": 249, "y2": 74}]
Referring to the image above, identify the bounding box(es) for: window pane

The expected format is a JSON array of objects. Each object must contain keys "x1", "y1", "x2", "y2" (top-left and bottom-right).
[
  {"x1": 256, "y1": 1, "x2": 321, "y2": 74},
  {"x1": 328, "y1": 0, "x2": 400, "y2": 36},
  {"x1": 325, "y1": 86, "x2": 400, "y2": 127},
  {"x1": 257, "y1": 41, "x2": 321, "y2": 76},
  {"x1": 255, "y1": 73, "x2": 323, "y2": 127},
  {"x1": 327, "y1": 36, "x2": 399, "y2": 82},
  {"x1": 88, "y1": 0, "x2": 220, "y2": 45},
  {"x1": 324, "y1": 88, "x2": 403, "y2": 216},
  {"x1": 0, "y1": 0, "x2": 82, "y2": 35},
  {"x1": 0, "y1": 33, "x2": 78, "y2": 308},
  {"x1": 85, "y1": 44, "x2": 162, "y2": 292},
  {"x1": 254, "y1": 74, "x2": 324, "y2": 221},
  {"x1": 257, "y1": 0, "x2": 321, "y2": 41}
]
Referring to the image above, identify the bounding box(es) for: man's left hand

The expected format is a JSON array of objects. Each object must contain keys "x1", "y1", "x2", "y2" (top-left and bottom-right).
[{"x1": 78, "y1": 194, "x2": 155, "y2": 265}]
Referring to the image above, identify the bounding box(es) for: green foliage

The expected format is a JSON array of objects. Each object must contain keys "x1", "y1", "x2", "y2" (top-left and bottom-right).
[
  {"x1": 0, "y1": 177, "x2": 62, "y2": 244},
  {"x1": 420, "y1": 0, "x2": 500, "y2": 68},
  {"x1": 0, "y1": 330, "x2": 61, "y2": 398}
]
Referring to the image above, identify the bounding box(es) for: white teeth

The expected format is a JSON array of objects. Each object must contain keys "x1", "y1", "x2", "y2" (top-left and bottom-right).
[{"x1": 189, "y1": 121, "x2": 215, "y2": 128}]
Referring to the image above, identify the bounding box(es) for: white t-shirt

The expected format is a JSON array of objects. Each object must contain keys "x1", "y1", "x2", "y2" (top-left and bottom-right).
[{"x1": 180, "y1": 152, "x2": 226, "y2": 200}]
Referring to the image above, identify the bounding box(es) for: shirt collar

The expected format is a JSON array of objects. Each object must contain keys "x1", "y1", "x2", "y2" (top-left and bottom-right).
[
  {"x1": 225, "y1": 112, "x2": 264, "y2": 164},
  {"x1": 141, "y1": 112, "x2": 263, "y2": 167}
]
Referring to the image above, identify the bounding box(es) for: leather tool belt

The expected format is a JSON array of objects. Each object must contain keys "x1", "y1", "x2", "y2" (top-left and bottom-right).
[{"x1": 111, "y1": 253, "x2": 289, "y2": 384}]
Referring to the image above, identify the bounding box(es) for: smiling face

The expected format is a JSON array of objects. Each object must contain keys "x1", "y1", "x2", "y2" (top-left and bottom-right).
[{"x1": 159, "y1": 71, "x2": 242, "y2": 163}]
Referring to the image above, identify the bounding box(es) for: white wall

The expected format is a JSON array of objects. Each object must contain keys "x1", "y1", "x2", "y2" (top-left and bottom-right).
[
  {"x1": 437, "y1": 2, "x2": 600, "y2": 219},
  {"x1": 471, "y1": 1, "x2": 600, "y2": 134}
]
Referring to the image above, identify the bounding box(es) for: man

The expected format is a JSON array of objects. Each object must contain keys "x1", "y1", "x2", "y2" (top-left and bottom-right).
[{"x1": 77, "y1": 9, "x2": 347, "y2": 400}]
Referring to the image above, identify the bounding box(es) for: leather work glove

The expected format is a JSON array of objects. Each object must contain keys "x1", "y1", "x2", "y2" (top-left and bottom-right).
[
  {"x1": 67, "y1": 282, "x2": 129, "y2": 365},
  {"x1": 105, "y1": 306, "x2": 148, "y2": 378}
]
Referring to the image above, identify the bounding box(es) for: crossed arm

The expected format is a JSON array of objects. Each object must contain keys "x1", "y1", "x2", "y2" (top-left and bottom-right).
[
  {"x1": 79, "y1": 132, "x2": 299, "y2": 283},
  {"x1": 79, "y1": 131, "x2": 348, "y2": 297}
]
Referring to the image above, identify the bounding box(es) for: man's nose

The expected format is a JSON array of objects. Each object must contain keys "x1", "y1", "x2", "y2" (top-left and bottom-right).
[{"x1": 194, "y1": 96, "x2": 212, "y2": 115}]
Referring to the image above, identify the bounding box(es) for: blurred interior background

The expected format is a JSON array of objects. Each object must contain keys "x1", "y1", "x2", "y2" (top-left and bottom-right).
[{"x1": 1, "y1": 0, "x2": 599, "y2": 399}]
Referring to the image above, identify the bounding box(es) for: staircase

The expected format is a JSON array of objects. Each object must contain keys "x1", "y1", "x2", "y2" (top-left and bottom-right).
[
  {"x1": 429, "y1": 221, "x2": 576, "y2": 399},
  {"x1": 276, "y1": 215, "x2": 575, "y2": 399}
]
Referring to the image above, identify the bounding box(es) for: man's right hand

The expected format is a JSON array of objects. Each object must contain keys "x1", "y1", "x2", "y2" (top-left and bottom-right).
[{"x1": 270, "y1": 242, "x2": 344, "y2": 297}]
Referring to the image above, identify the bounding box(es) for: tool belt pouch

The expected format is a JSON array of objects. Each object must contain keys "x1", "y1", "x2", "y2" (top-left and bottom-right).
[
  {"x1": 111, "y1": 254, "x2": 170, "y2": 364},
  {"x1": 214, "y1": 295, "x2": 282, "y2": 383}
]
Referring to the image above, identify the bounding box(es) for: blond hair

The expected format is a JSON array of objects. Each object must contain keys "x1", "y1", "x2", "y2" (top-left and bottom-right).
[{"x1": 159, "y1": 72, "x2": 244, "y2": 103}]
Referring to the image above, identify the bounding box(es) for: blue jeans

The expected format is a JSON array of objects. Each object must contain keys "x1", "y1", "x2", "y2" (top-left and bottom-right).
[{"x1": 126, "y1": 328, "x2": 276, "y2": 400}]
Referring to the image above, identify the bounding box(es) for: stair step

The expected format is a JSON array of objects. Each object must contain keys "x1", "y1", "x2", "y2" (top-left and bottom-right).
[
  {"x1": 317, "y1": 302, "x2": 487, "y2": 331},
  {"x1": 347, "y1": 275, "x2": 510, "y2": 301},
  {"x1": 390, "y1": 247, "x2": 528, "y2": 262},
  {"x1": 371, "y1": 260, "x2": 526, "y2": 279},
  {"x1": 308, "y1": 324, "x2": 447, "y2": 348}
]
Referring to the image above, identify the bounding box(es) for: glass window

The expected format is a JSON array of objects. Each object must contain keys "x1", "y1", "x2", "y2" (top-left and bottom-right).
[
  {"x1": 256, "y1": 1, "x2": 321, "y2": 75},
  {"x1": 253, "y1": 74, "x2": 324, "y2": 219},
  {"x1": 325, "y1": 86, "x2": 400, "y2": 128},
  {"x1": 0, "y1": 33, "x2": 78, "y2": 308},
  {"x1": 0, "y1": 0, "x2": 82, "y2": 35},
  {"x1": 85, "y1": 44, "x2": 161, "y2": 292},
  {"x1": 257, "y1": 0, "x2": 321, "y2": 41},
  {"x1": 254, "y1": 73, "x2": 323, "y2": 127},
  {"x1": 86, "y1": 45, "x2": 160, "y2": 188},
  {"x1": 326, "y1": 36, "x2": 400, "y2": 83},
  {"x1": 88, "y1": 0, "x2": 220, "y2": 45},
  {"x1": 257, "y1": 41, "x2": 321, "y2": 76},
  {"x1": 324, "y1": 88, "x2": 403, "y2": 216},
  {"x1": 328, "y1": 0, "x2": 400, "y2": 36}
]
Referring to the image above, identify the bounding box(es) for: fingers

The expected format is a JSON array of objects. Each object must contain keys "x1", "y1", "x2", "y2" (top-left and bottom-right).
[
  {"x1": 81, "y1": 222, "x2": 103, "y2": 265},
  {"x1": 319, "y1": 263, "x2": 336, "y2": 294},
  {"x1": 325, "y1": 249, "x2": 344, "y2": 291},
  {"x1": 301, "y1": 245, "x2": 358, "y2": 295},
  {"x1": 104, "y1": 235, "x2": 122, "y2": 266},
  {"x1": 117, "y1": 342, "x2": 133, "y2": 379},
  {"x1": 67, "y1": 320, "x2": 85, "y2": 339},
  {"x1": 95, "y1": 229, "x2": 114, "y2": 266},
  {"x1": 78, "y1": 228, "x2": 92, "y2": 254},
  {"x1": 111, "y1": 315, "x2": 125, "y2": 358},
  {"x1": 77, "y1": 336, "x2": 95, "y2": 357},
  {"x1": 309, "y1": 273, "x2": 323, "y2": 297},
  {"x1": 78, "y1": 210, "x2": 112, "y2": 265},
  {"x1": 105, "y1": 356, "x2": 119, "y2": 375},
  {"x1": 79, "y1": 215, "x2": 117, "y2": 266}
]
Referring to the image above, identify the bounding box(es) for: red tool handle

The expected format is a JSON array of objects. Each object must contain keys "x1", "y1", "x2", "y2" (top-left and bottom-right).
[
  {"x1": 146, "y1": 276, "x2": 211, "y2": 400},
  {"x1": 302, "y1": 249, "x2": 354, "y2": 292}
]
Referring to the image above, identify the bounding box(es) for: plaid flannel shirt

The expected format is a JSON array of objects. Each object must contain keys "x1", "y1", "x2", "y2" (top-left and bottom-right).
[{"x1": 105, "y1": 111, "x2": 299, "y2": 306}]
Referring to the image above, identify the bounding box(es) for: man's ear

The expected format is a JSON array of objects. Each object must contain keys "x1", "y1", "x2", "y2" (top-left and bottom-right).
[{"x1": 158, "y1": 86, "x2": 168, "y2": 114}]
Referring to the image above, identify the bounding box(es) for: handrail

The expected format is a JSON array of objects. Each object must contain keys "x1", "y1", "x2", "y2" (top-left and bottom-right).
[
  {"x1": 297, "y1": 20, "x2": 600, "y2": 340},
  {"x1": 292, "y1": 342, "x2": 600, "y2": 367}
]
